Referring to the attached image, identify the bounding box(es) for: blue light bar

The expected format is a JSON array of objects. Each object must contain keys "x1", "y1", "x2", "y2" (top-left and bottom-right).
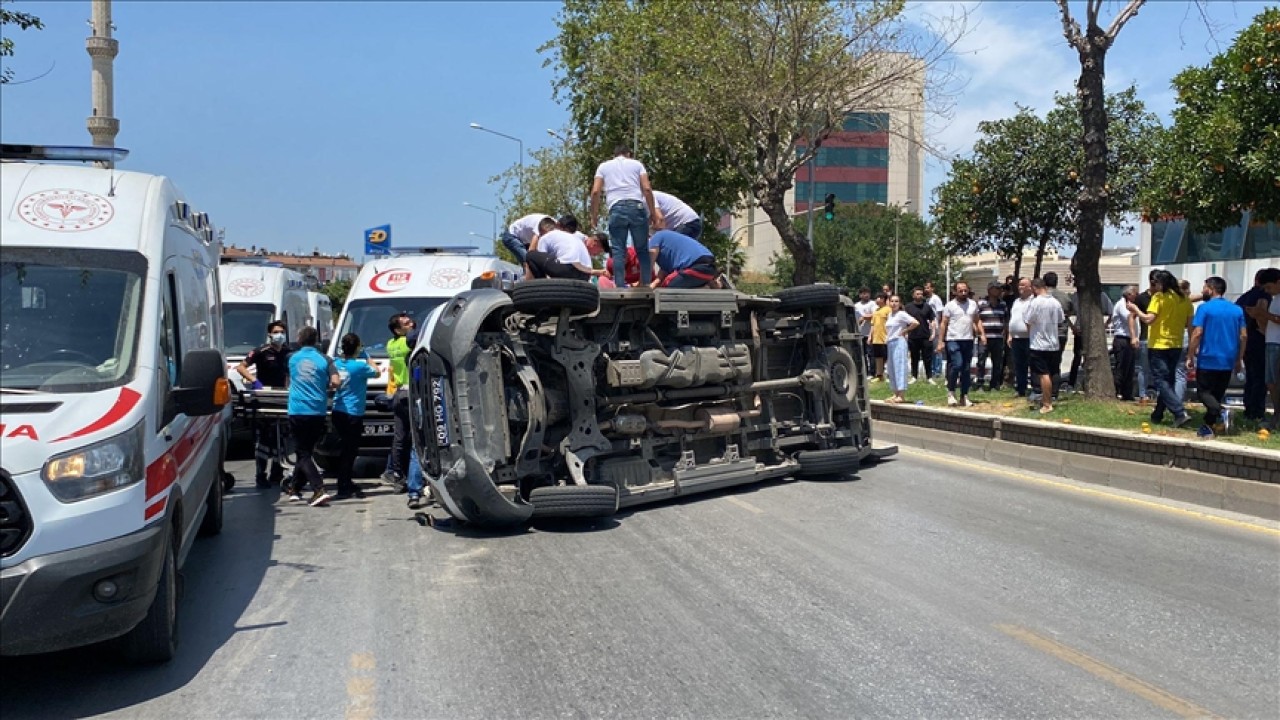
[{"x1": 1, "y1": 144, "x2": 130, "y2": 163}]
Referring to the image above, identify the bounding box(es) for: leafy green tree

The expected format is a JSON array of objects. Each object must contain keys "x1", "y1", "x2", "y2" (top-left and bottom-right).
[
  {"x1": 544, "y1": 0, "x2": 964, "y2": 286},
  {"x1": 1140, "y1": 7, "x2": 1280, "y2": 230},
  {"x1": 933, "y1": 88, "x2": 1159, "y2": 279},
  {"x1": 321, "y1": 278, "x2": 352, "y2": 316},
  {"x1": 0, "y1": 1, "x2": 43, "y2": 84},
  {"x1": 771, "y1": 201, "x2": 945, "y2": 293}
]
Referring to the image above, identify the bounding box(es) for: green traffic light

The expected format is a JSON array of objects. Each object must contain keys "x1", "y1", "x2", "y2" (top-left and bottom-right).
[{"x1": 824, "y1": 211, "x2": 834, "y2": 220}]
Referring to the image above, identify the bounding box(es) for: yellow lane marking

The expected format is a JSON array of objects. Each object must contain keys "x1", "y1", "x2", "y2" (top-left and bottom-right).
[
  {"x1": 995, "y1": 624, "x2": 1222, "y2": 719},
  {"x1": 899, "y1": 448, "x2": 1280, "y2": 538},
  {"x1": 725, "y1": 495, "x2": 764, "y2": 514},
  {"x1": 346, "y1": 653, "x2": 377, "y2": 720}
]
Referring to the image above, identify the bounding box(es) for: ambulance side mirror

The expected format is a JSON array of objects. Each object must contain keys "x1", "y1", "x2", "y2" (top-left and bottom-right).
[{"x1": 174, "y1": 348, "x2": 228, "y2": 417}]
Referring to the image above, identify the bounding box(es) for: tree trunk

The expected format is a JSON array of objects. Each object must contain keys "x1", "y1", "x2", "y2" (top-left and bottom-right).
[
  {"x1": 1032, "y1": 233, "x2": 1051, "y2": 278},
  {"x1": 757, "y1": 186, "x2": 816, "y2": 286},
  {"x1": 1072, "y1": 27, "x2": 1117, "y2": 399},
  {"x1": 1011, "y1": 251, "x2": 1024, "y2": 283}
]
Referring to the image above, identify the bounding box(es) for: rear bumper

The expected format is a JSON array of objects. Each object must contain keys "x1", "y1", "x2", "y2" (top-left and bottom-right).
[{"x1": 0, "y1": 523, "x2": 167, "y2": 656}]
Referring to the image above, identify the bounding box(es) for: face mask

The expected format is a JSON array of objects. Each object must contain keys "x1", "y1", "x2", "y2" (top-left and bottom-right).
[{"x1": 270, "y1": 333, "x2": 286, "y2": 345}]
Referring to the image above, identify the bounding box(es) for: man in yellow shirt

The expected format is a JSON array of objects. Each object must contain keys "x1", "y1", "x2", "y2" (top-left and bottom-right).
[
  {"x1": 870, "y1": 293, "x2": 891, "y2": 381},
  {"x1": 1128, "y1": 269, "x2": 1194, "y2": 427}
]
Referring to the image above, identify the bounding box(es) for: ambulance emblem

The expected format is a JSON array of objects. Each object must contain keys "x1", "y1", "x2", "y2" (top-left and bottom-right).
[{"x1": 18, "y1": 189, "x2": 116, "y2": 232}]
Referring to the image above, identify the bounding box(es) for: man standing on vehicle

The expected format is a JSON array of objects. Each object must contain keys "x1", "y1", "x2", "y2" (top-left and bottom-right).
[
  {"x1": 589, "y1": 144, "x2": 661, "y2": 289},
  {"x1": 382, "y1": 312, "x2": 415, "y2": 490},
  {"x1": 653, "y1": 190, "x2": 702, "y2": 239},
  {"x1": 287, "y1": 326, "x2": 340, "y2": 506},
  {"x1": 648, "y1": 229, "x2": 720, "y2": 289},
  {"x1": 236, "y1": 320, "x2": 292, "y2": 488},
  {"x1": 1187, "y1": 276, "x2": 1246, "y2": 438},
  {"x1": 500, "y1": 212, "x2": 553, "y2": 265}
]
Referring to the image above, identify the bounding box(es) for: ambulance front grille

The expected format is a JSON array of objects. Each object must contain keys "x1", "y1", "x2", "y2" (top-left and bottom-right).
[{"x1": 0, "y1": 470, "x2": 32, "y2": 558}]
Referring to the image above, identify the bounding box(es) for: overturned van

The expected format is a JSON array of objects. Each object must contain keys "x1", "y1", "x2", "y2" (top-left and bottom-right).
[{"x1": 408, "y1": 278, "x2": 886, "y2": 528}]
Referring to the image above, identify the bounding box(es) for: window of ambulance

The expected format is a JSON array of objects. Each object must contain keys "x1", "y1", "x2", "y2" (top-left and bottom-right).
[
  {"x1": 221, "y1": 302, "x2": 276, "y2": 356},
  {"x1": 1, "y1": 248, "x2": 146, "y2": 394},
  {"x1": 335, "y1": 297, "x2": 447, "y2": 358}
]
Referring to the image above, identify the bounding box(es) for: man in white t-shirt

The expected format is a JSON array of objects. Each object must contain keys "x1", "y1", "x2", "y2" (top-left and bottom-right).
[
  {"x1": 924, "y1": 281, "x2": 946, "y2": 377},
  {"x1": 1005, "y1": 277, "x2": 1034, "y2": 398},
  {"x1": 589, "y1": 145, "x2": 661, "y2": 288},
  {"x1": 524, "y1": 217, "x2": 606, "y2": 282},
  {"x1": 501, "y1": 212, "x2": 553, "y2": 264},
  {"x1": 653, "y1": 190, "x2": 702, "y2": 239},
  {"x1": 1026, "y1": 277, "x2": 1065, "y2": 414},
  {"x1": 935, "y1": 281, "x2": 985, "y2": 407}
]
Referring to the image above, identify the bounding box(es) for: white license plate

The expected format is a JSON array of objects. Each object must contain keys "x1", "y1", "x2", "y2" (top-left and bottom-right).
[{"x1": 364, "y1": 423, "x2": 394, "y2": 436}]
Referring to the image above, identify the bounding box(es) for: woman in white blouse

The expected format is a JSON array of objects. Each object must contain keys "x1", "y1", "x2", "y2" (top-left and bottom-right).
[{"x1": 884, "y1": 295, "x2": 921, "y2": 403}]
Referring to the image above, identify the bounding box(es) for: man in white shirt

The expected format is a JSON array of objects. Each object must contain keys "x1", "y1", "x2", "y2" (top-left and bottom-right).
[
  {"x1": 524, "y1": 217, "x2": 606, "y2": 282},
  {"x1": 501, "y1": 212, "x2": 553, "y2": 264},
  {"x1": 924, "y1": 281, "x2": 946, "y2": 377},
  {"x1": 1005, "y1": 277, "x2": 1034, "y2": 398},
  {"x1": 935, "y1": 281, "x2": 985, "y2": 407},
  {"x1": 852, "y1": 287, "x2": 876, "y2": 370},
  {"x1": 1111, "y1": 285, "x2": 1140, "y2": 401},
  {"x1": 653, "y1": 190, "x2": 702, "y2": 239},
  {"x1": 1027, "y1": 277, "x2": 1066, "y2": 414},
  {"x1": 589, "y1": 145, "x2": 661, "y2": 288}
]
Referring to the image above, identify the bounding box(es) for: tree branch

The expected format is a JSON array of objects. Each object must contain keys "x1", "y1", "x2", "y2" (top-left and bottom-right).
[
  {"x1": 1055, "y1": 0, "x2": 1083, "y2": 46},
  {"x1": 1105, "y1": 0, "x2": 1146, "y2": 41}
]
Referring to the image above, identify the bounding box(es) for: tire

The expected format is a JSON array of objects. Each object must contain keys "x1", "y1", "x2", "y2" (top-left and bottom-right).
[
  {"x1": 776, "y1": 284, "x2": 841, "y2": 312},
  {"x1": 121, "y1": 538, "x2": 178, "y2": 664},
  {"x1": 512, "y1": 279, "x2": 599, "y2": 314},
  {"x1": 796, "y1": 447, "x2": 862, "y2": 478},
  {"x1": 199, "y1": 473, "x2": 224, "y2": 537},
  {"x1": 530, "y1": 484, "x2": 619, "y2": 519}
]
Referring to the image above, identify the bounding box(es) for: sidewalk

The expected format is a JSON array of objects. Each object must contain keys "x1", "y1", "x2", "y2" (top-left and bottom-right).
[{"x1": 871, "y1": 400, "x2": 1280, "y2": 520}]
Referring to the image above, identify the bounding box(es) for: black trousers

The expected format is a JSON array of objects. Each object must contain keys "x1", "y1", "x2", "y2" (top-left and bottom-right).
[
  {"x1": 1197, "y1": 369, "x2": 1233, "y2": 426},
  {"x1": 289, "y1": 415, "x2": 328, "y2": 494},
  {"x1": 331, "y1": 411, "x2": 364, "y2": 493},
  {"x1": 388, "y1": 389, "x2": 412, "y2": 478},
  {"x1": 1112, "y1": 336, "x2": 1136, "y2": 400},
  {"x1": 977, "y1": 338, "x2": 1006, "y2": 389},
  {"x1": 908, "y1": 338, "x2": 933, "y2": 379},
  {"x1": 1242, "y1": 342, "x2": 1268, "y2": 419},
  {"x1": 253, "y1": 420, "x2": 284, "y2": 482}
]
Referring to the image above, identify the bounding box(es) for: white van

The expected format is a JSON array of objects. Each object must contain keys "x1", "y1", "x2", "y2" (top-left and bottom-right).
[
  {"x1": 217, "y1": 261, "x2": 309, "y2": 391},
  {"x1": 325, "y1": 247, "x2": 520, "y2": 460},
  {"x1": 306, "y1": 290, "x2": 334, "y2": 347},
  {"x1": 0, "y1": 145, "x2": 230, "y2": 662}
]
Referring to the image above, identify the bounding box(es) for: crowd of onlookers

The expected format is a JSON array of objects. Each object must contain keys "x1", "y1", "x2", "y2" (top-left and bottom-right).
[{"x1": 866, "y1": 267, "x2": 1280, "y2": 437}]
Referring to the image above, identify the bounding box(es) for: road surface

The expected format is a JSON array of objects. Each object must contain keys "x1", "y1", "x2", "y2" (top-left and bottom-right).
[{"x1": 2, "y1": 449, "x2": 1276, "y2": 719}]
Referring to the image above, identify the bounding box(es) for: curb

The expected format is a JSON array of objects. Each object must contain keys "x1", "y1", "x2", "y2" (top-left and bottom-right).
[{"x1": 870, "y1": 404, "x2": 1280, "y2": 521}]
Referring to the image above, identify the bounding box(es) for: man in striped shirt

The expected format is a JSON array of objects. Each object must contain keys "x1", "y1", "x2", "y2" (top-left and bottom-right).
[{"x1": 976, "y1": 282, "x2": 1008, "y2": 391}]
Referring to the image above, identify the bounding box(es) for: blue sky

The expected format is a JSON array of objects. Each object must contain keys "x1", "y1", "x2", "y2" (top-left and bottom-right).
[{"x1": 0, "y1": 1, "x2": 1269, "y2": 258}]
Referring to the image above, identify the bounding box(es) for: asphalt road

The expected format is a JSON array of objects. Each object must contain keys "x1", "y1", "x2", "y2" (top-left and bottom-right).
[{"x1": 2, "y1": 448, "x2": 1277, "y2": 719}]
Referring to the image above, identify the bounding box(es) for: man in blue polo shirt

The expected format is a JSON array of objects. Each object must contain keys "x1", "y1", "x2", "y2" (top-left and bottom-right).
[
  {"x1": 1187, "y1": 276, "x2": 1246, "y2": 438},
  {"x1": 648, "y1": 229, "x2": 719, "y2": 289},
  {"x1": 287, "y1": 326, "x2": 341, "y2": 506}
]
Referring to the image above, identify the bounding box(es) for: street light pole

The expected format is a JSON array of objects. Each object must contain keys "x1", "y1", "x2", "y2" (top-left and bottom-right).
[
  {"x1": 463, "y1": 202, "x2": 497, "y2": 241},
  {"x1": 470, "y1": 122, "x2": 524, "y2": 203}
]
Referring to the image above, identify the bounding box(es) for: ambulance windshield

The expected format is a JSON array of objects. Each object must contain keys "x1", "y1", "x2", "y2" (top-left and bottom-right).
[
  {"x1": 0, "y1": 249, "x2": 146, "y2": 394},
  {"x1": 336, "y1": 297, "x2": 447, "y2": 358}
]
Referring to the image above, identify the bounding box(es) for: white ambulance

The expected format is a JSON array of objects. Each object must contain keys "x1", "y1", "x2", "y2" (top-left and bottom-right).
[
  {"x1": 0, "y1": 145, "x2": 230, "y2": 662},
  {"x1": 325, "y1": 247, "x2": 519, "y2": 460},
  {"x1": 217, "y1": 261, "x2": 310, "y2": 391},
  {"x1": 306, "y1": 290, "x2": 334, "y2": 347}
]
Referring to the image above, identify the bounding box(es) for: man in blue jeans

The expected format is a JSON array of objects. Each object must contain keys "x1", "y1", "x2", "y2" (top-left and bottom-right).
[
  {"x1": 589, "y1": 144, "x2": 661, "y2": 288},
  {"x1": 935, "y1": 281, "x2": 985, "y2": 407}
]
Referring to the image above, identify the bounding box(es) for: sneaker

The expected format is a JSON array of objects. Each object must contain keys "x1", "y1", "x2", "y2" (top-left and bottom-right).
[
  {"x1": 288, "y1": 492, "x2": 303, "y2": 503},
  {"x1": 1220, "y1": 408, "x2": 1231, "y2": 434},
  {"x1": 962, "y1": 396, "x2": 974, "y2": 407},
  {"x1": 947, "y1": 393, "x2": 958, "y2": 407},
  {"x1": 380, "y1": 471, "x2": 402, "y2": 486},
  {"x1": 908, "y1": 377, "x2": 918, "y2": 385},
  {"x1": 255, "y1": 475, "x2": 271, "y2": 489},
  {"x1": 334, "y1": 489, "x2": 366, "y2": 500},
  {"x1": 309, "y1": 491, "x2": 333, "y2": 507},
  {"x1": 1196, "y1": 425, "x2": 1215, "y2": 439},
  {"x1": 927, "y1": 378, "x2": 937, "y2": 386},
  {"x1": 407, "y1": 493, "x2": 423, "y2": 510},
  {"x1": 1149, "y1": 411, "x2": 1165, "y2": 425},
  {"x1": 1173, "y1": 413, "x2": 1193, "y2": 429}
]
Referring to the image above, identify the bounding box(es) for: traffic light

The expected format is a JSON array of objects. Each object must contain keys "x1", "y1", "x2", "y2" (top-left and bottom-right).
[{"x1": 823, "y1": 193, "x2": 836, "y2": 220}]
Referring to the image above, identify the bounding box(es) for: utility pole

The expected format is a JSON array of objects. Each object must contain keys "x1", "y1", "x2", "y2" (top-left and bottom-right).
[{"x1": 86, "y1": 0, "x2": 119, "y2": 166}]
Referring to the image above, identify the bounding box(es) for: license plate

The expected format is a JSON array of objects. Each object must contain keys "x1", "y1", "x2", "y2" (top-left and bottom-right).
[{"x1": 364, "y1": 423, "x2": 394, "y2": 436}]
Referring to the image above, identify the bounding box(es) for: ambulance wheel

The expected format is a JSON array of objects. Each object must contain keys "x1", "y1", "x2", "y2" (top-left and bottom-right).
[
  {"x1": 199, "y1": 472, "x2": 224, "y2": 537},
  {"x1": 121, "y1": 538, "x2": 178, "y2": 664}
]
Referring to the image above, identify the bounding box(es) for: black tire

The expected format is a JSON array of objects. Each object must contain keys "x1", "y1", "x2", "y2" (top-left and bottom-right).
[
  {"x1": 200, "y1": 473, "x2": 224, "y2": 537},
  {"x1": 512, "y1": 279, "x2": 599, "y2": 314},
  {"x1": 796, "y1": 447, "x2": 862, "y2": 478},
  {"x1": 121, "y1": 538, "x2": 178, "y2": 664},
  {"x1": 776, "y1": 284, "x2": 841, "y2": 312},
  {"x1": 530, "y1": 484, "x2": 619, "y2": 518}
]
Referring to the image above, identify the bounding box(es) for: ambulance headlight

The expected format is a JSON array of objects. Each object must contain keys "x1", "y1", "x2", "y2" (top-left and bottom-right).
[{"x1": 42, "y1": 422, "x2": 144, "y2": 502}]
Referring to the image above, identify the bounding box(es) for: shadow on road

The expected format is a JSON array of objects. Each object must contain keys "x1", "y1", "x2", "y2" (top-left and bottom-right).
[{"x1": 0, "y1": 481, "x2": 279, "y2": 718}]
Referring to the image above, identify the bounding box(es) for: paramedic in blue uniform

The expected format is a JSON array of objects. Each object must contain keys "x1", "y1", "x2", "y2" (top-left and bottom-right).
[
  {"x1": 286, "y1": 326, "x2": 340, "y2": 507},
  {"x1": 331, "y1": 332, "x2": 379, "y2": 499}
]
